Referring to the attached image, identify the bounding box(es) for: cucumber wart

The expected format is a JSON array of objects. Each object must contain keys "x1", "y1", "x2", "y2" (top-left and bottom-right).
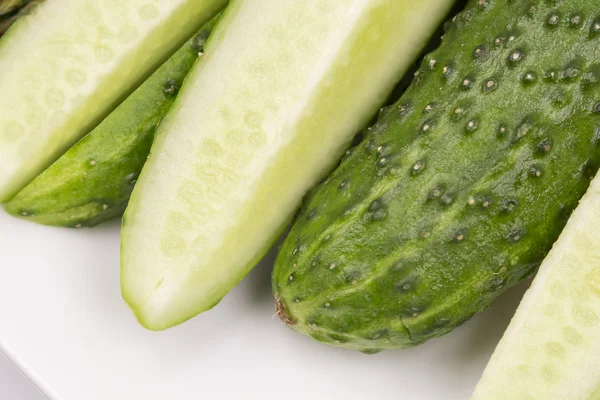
[
  {"x1": 273, "y1": 0, "x2": 600, "y2": 352},
  {"x1": 121, "y1": 0, "x2": 455, "y2": 331},
  {"x1": 4, "y1": 16, "x2": 221, "y2": 227}
]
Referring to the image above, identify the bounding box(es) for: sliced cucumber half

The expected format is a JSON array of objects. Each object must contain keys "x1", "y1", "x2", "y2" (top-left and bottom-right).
[
  {"x1": 0, "y1": 0, "x2": 227, "y2": 202},
  {"x1": 121, "y1": 0, "x2": 455, "y2": 330}
]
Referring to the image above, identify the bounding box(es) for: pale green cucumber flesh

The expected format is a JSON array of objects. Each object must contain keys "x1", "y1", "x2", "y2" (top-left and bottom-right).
[
  {"x1": 0, "y1": 0, "x2": 227, "y2": 202},
  {"x1": 121, "y1": 0, "x2": 455, "y2": 330},
  {"x1": 4, "y1": 16, "x2": 221, "y2": 228},
  {"x1": 472, "y1": 177, "x2": 600, "y2": 399}
]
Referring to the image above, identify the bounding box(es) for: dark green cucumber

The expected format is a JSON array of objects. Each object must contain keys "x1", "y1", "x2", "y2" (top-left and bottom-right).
[
  {"x1": 273, "y1": 0, "x2": 600, "y2": 352},
  {"x1": 4, "y1": 15, "x2": 221, "y2": 227}
]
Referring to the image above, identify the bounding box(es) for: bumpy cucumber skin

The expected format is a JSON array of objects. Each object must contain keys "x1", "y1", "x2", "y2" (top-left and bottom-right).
[
  {"x1": 273, "y1": 0, "x2": 600, "y2": 352},
  {"x1": 4, "y1": 18, "x2": 220, "y2": 228}
]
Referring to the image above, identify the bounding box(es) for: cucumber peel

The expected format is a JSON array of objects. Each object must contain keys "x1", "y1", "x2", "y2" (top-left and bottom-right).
[
  {"x1": 4, "y1": 16, "x2": 221, "y2": 228},
  {"x1": 121, "y1": 0, "x2": 455, "y2": 330},
  {"x1": 0, "y1": 0, "x2": 227, "y2": 202},
  {"x1": 472, "y1": 177, "x2": 600, "y2": 399},
  {"x1": 272, "y1": 0, "x2": 600, "y2": 352}
]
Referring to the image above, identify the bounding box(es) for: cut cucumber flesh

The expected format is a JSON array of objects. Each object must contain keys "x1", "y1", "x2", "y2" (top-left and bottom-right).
[
  {"x1": 0, "y1": 0, "x2": 227, "y2": 202},
  {"x1": 4, "y1": 16, "x2": 221, "y2": 228},
  {"x1": 121, "y1": 0, "x2": 455, "y2": 330},
  {"x1": 471, "y1": 175, "x2": 600, "y2": 400}
]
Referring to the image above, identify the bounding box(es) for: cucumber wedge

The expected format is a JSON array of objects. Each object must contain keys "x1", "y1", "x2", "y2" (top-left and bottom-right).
[
  {"x1": 471, "y1": 177, "x2": 600, "y2": 399},
  {"x1": 122, "y1": 0, "x2": 455, "y2": 330},
  {"x1": 4, "y1": 16, "x2": 221, "y2": 228},
  {"x1": 0, "y1": 0, "x2": 227, "y2": 202}
]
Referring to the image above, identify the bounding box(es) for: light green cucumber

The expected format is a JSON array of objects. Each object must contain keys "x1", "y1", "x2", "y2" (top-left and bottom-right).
[
  {"x1": 121, "y1": 0, "x2": 456, "y2": 331},
  {"x1": 4, "y1": 16, "x2": 221, "y2": 228},
  {"x1": 471, "y1": 176, "x2": 600, "y2": 399},
  {"x1": 0, "y1": 0, "x2": 227, "y2": 202}
]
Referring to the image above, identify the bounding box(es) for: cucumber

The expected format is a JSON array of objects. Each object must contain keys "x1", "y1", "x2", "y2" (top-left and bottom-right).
[
  {"x1": 121, "y1": 0, "x2": 456, "y2": 331},
  {"x1": 0, "y1": 0, "x2": 22, "y2": 15},
  {"x1": 0, "y1": 0, "x2": 227, "y2": 202},
  {"x1": 4, "y1": 16, "x2": 221, "y2": 228},
  {"x1": 0, "y1": 0, "x2": 38, "y2": 37},
  {"x1": 471, "y1": 173, "x2": 600, "y2": 397},
  {"x1": 272, "y1": 0, "x2": 600, "y2": 352}
]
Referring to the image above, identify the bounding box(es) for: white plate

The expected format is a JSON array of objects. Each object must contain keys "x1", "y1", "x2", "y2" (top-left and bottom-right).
[{"x1": 0, "y1": 209, "x2": 528, "y2": 400}]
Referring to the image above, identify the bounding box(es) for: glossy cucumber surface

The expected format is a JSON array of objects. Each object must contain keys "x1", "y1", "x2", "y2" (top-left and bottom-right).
[{"x1": 273, "y1": 0, "x2": 600, "y2": 352}]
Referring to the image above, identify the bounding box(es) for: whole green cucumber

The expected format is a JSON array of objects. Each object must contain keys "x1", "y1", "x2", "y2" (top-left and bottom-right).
[
  {"x1": 4, "y1": 14, "x2": 221, "y2": 227},
  {"x1": 273, "y1": 0, "x2": 600, "y2": 352}
]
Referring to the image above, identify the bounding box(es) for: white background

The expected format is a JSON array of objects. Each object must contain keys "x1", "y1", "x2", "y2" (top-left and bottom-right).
[
  {"x1": 0, "y1": 211, "x2": 531, "y2": 400},
  {"x1": 0, "y1": 354, "x2": 45, "y2": 400}
]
